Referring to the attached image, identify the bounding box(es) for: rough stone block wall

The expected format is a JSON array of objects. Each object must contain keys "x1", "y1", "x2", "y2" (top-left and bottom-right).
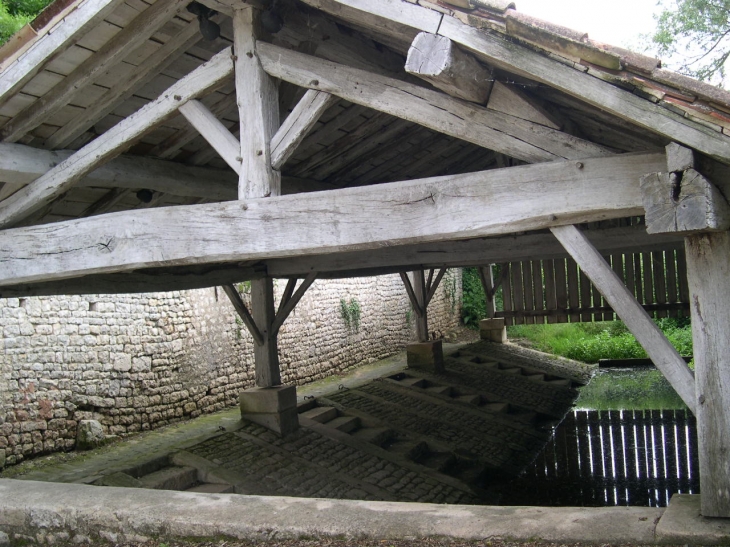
[{"x1": 0, "y1": 272, "x2": 462, "y2": 466}]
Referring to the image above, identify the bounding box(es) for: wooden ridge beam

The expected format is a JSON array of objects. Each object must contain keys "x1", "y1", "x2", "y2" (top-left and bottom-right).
[
  {"x1": 551, "y1": 224, "x2": 696, "y2": 412},
  {"x1": 0, "y1": 151, "x2": 665, "y2": 287},
  {"x1": 256, "y1": 41, "x2": 613, "y2": 163},
  {"x1": 0, "y1": 47, "x2": 234, "y2": 229},
  {"x1": 1, "y1": 0, "x2": 194, "y2": 142}
]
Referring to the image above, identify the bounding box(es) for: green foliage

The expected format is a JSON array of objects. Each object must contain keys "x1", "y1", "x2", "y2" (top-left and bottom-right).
[
  {"x1": 339, "y1": 297, "x2": 361, "y2": 332},
  {"x1": 461, "y1": 267, "x2": 486, "y2": 327},
  {"x1": 0, "y1": 0, "x2": 52, "y2": 45},
  {"x1": 648, "y1": 0, "x2": 730, "y2": 85},
  {"x1": 235, "y1": 280, "x2": 251, "y2": 294},
  {"x1": 442, "y1": 270, "x2": 459, "y2": 313},
  {"x1": 509, "y1": 318, "x2": 693, "y2": 364}
]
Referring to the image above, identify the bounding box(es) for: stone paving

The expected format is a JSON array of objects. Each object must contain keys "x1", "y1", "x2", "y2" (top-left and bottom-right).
[{"x1": 2, "y1": 340, "x2": 594, "y2": 507}]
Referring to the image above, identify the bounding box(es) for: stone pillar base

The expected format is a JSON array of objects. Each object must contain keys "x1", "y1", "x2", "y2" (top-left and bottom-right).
[
  {"x1": 407, "y1": 340, "x2": 444, "y2": 373},
  {"x1": 480, "y1": 318, "x2": 507, "y2": 343},
  {"x1": 239, "y1": 385, "x2": 299, "y2": 437}
]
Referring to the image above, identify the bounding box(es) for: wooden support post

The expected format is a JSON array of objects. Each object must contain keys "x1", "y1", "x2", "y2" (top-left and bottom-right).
[
  {"x1": 250, "y1": 277, "x2": 281, "y2": 387},
  {"x1": 685, "y1": 232, "x2": 730, "y2": 517},
  {"x1": 478, "y1": 265, "x2": 496, "y2": 319},
  {"x1": 551, "y1": 224, "x2": 696, "y2": 413},
  {"x1": 413, "y1": 270, "x2": 429, "y2": 343}
]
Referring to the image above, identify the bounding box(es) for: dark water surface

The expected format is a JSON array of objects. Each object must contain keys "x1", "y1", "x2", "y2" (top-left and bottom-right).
[{"x1": 493, "y1": 367, "x2": 699, "y2": 507}]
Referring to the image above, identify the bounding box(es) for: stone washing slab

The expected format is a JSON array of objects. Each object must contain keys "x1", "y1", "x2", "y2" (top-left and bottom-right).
[{"x1": 656, "y1": 494, "x2": 730, "y2": 544}]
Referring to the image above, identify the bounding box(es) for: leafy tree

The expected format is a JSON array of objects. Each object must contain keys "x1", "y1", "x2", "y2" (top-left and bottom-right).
[
  {"x1": 0, "y1": 0, "x2": 52, "y2": 46},
  {"x1": 649, "y1": 0, "x2": 730, "y2": 86}
]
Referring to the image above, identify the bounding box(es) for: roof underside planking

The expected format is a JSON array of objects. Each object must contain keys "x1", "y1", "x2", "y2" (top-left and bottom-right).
[{"x1": 0, "y1": 0, "x2": 728, "y2": 295}]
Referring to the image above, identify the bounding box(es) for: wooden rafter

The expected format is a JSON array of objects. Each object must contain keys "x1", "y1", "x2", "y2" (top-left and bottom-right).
[
  {"x1": 0, "y1": 47, "x2": 235, "y2": 229},
  {"x1": 222, "y1": 283, "x2": 264, "y2": 346},
  {"x1": 256, "y1": 41, "x2": 613, "y2": 164},
  {"x1": 179, "y1": 99, "x2": 242, "y2": 173}
]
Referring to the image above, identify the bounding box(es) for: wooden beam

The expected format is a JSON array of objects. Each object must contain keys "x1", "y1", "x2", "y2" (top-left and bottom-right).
[
  {"x1": 300, "y1": 0, "x2": 730, "y2": 161},
  {"x1": 487, "y1": 82, "x2": 561, "y2": 130},
  {"x1": 405, "y1": 32, "x2": 493, "y2": 104},
  {"x1": 271, "y1": 90, "x2": 338, "y2": 170},
  {"x1": 44, "y1": 22, "x2": 202, "y2": 150},
  {"x1": 79, "y1": 188, "x2": 132, "y2": 218},
  {"x1": 1, "y1": 0, "x2": 193, "y2": 142},
  {"x1": 425, "y1": 267, "x2": 446, "y2": 306},
  {"x1": 685, "y1": 231, "x2": 730, "y2": 517},
  {"x1": 399, "y1": 272, "x2": 423, "y2": 317},
  {"x1": 0, "y1": 152, "x2": 666, "y2": 286},
  {"x1": 0, "y1": 47, "x2": 234, "y2": 229},
  {"x1": 271, "y1": 272, "x2": 318, "y2": 335},
  {"x1": 222, "y1": 283, "x2": 264, "y2": 346},
  {"x1": 0, "y1": 0, "x2": 124, "y2": 106},
  {"x1": 179, "y1": 100, "x2": 242, "y2": 174},
  {"x1": 256, "y1": 41, "x2": 613, "y2": 163},
  {"x1": 251, "y1": 276, "x2": 281, "y2": 386},
  {"x1": 437, "y1": 15, "x2": 730, "y2": 163},
  {"x1": 234, "y1": 6, "x2": 280, "y2": 198},
  {"x1": 551, "y1": 224, "x2": 696, "y2": 412},
  {"x1": 478, "y1": 265, "x2": 496, "y2": 318},
  {"x1": 412, "y1": 269, "x2": 428, "y2": 342}
]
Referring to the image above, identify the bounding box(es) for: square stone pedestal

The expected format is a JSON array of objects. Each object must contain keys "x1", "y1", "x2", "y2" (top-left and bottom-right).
[
  {"x1": 407, "y1": 340, "x2": 444, "y2": 373},
  {"x1": 480, "y1": 318, "x2": 507, "y2": 343},
  {"x1": 239, "y1": 385, "x2": 299, "y2": 436}
]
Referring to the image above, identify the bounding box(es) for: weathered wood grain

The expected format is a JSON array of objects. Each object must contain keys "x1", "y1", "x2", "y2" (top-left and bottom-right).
[
  {"x1": 222, "y1": 283, "x2": 264, "y2": 346},
  {"x1": 641, "y1": 169, "x2": 730, "y2": 234},
  {"x1": 0, "y1": 47, "x2": 234, "y2": 228},
  {"x1": 685, "y1": 231, "x2": 730, "y2": 517},
  {"x1": 251, "y1": 276, "x2": 281, "y2": 387},
  {"x1": 234, "y1": 7, "x2": 280, "y2": 198},
  {"x1": 487, "y1": 82, "x2": 561, "y2": 130},
  {"x1": 179, "y1": 99, "x2": 242, "y2": 173},
  {"x1": 271, "y1": 90, "x2": 338, "y2": 170},
  {"x1": 0, "y1": 152, "x2": 665, "y2": 286},
  {"x1": 406, "y1": 32, "x2": 493, "y2": 104},
  {"x1": 552, "y1": 224, "x2": 696, "y2": 412},
  {"x1": 0, "y1": 154, "x2": 665, "y2": 284},
  {"x1": 257, "y1": 41, "x2": 613, "y2": 163}
]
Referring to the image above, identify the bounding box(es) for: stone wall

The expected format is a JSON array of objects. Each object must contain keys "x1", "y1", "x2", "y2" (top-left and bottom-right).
[{"x1": 0, "y1": 272, "x2": 462, "y2": 467}]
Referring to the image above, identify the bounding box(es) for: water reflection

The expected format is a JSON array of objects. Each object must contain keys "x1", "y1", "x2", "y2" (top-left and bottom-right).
[{"x1": 492, "y1": 367, "x2": 699, "y2": 507}]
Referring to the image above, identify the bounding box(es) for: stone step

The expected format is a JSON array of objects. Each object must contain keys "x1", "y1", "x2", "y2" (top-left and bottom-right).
[
  {"x1": 418, "y1": 451, "x2": 456, "y2": 473},
  {"x1": 138, "y1": 466, "x2": 197, "y2": 491},
  {"x1": 457, "y1": 393, "x2": 482, "y2": 405},
  {"x1": 386, "y1": 439, "x2": 428, "y2": 461},
  {"x1": 484, "y1": 402, "x2": 509, "y2": 413},
  {"x1": 399, "y1": 377, "x2": 428, "y2": 388},
  {"x1": 351, "y1": 426, "x2": 394, "y2": 446},
  {"x1": 185, "y1": 483, "x2": 234, "y2": 494},
  {"x1": 498, "y1": 366, "x2": 522, "y2": 374},
  {"x1": 547, "y1": 378, "x2": 572, "y2": 386},
  {"x1": 525, "y1": 373, "x2": 546, "y2": 382},
  {"x1": 426, "y1": 385, "x2": 453, "y2": 396},
  {"x1": 326, "y1": 415, "x2": 361, "y2": 433},
  {"x1": 300, "y1": 406, "x2": 339, "y2": 423}
]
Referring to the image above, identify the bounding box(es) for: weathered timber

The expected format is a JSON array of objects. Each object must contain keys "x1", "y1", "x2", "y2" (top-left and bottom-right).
[
  {"x1": 0, "y1": 265, "x2": 264, "y2": 297},
  {"x1": 0, "y1": 143, "x2": 333, "y2": 204},
  {"x1": 271, "y1": 272, "x2": 318, "y2": 335},
  {"x1": 0, "y1": 152, "x2": 665, "y2": 287},
  {"x1": 425, "y1": 268, "x2": 447, "y2": 306},
  {"x1": 251, "y1": 277, "x2": 281, "y2": 387},
  {"x1": 271, "y1": 90, "x2": 338, "y2": 170},
  {"x1": 487, "y1": 82, "x2": 561, "y2": 130},
  {"x1": 1, "y1": 0, "x2": 193, "y2": 142},
  {"x1": 222, "y1": 283, "x2": 264, "y2": 346},
  {"x1": 401, "y1": 270, "x2": 428, "y2": 342},
  {"x1": 256, "y1": 41, "x2": 613, "y2": 163},
  {"x1": 0, "y1": 0, "x2": 124, "y2": 106},
  {"x1": 478, "y1": 265, "x2": 496, "y2": 318},
  {"x1": 641, "y1": 169, "x2": 730, "y2": 234},
  {"x1": 179, "y1": 99, "x2": 242, "y2": 173},
  {"x1": 235, "y1": 7, "x2": 280, "y2": 198},
  {"x1": 685, "y1": 231, "x2": 730, "y2": 517},
  {"x1": 551, "y1": 224, "x2": 696, "y2": 412},
  {"x1": 405, "y1": 32, "x2": 493, "y2": 104},
  {"x1": 0, "y1": 47, "x2": 234, "y2": 228},
  {"x1": 436, "y1": 15, "x2": 730, "y2": 163},
  {"x1": 80, "y1": 188, "x2": 132, "y2": 218},
  {"x1": 299, "y1": 0, "x2": 730, "y2": 161},
  {"x1": 44, "y1": 21, "x2": 203, "y2": 150}
]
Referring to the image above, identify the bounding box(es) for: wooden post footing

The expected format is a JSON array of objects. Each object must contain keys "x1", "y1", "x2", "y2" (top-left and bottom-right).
[
  {"x1": 239, "y1": 385, "x2": 299, "y2": 437},
  {"x1": 407, "y1": 340, "x2": 444, "y2": 373},
  {"x1": 480, "y1": 317, "x2": 507, "y2": 343}
]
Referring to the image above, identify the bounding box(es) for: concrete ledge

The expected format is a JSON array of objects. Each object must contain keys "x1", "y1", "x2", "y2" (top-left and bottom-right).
[
  {"x1": 407, "y1": 340, "x2": 444, "y2": 373},
  {"x1": 0, "y1": 479, "x2": 664, "y2": 544},
  {"x1": 656, "y1": 494, "x2": 730, "y2": 544}
]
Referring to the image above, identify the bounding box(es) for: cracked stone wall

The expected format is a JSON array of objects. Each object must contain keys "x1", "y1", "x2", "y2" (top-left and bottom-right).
[{"x1": 0, "y1": 272, "x2": 462, "y2": 466}]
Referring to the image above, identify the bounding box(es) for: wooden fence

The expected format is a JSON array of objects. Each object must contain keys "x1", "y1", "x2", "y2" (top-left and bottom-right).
[
  {"x1": 505, "y1": 409, "x2": 699, "y2": 507},
  {"x1": 497, "y1": 248, "x2": 690, "y2": 326}
]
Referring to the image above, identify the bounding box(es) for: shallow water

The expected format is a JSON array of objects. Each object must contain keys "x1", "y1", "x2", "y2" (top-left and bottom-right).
[{"x1": 493, "y1": 367, "x2": 698, "y2": 507}]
